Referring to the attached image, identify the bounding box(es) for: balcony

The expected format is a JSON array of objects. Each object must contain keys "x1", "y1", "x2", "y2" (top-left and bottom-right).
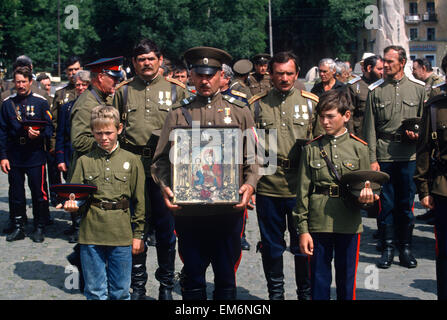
[
  {"x1": 405, "y1": 14, "x2": 421, "y2": 24},
  {"x1": 423, "y1": 12, "x2": 437, "y2": 22}
]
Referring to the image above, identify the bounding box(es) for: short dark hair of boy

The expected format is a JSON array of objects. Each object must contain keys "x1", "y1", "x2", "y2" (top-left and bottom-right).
[
  {"x1": 65, "y1": 55, "x2": 82, "y2": 68},
  {"x1": 133, "y1": 38, "x2": 162, "y2": 59},
  {"x1": 268, "y1": 51, "x2": 300, "y2": 74},
  {"x1": 316, "y1": 89, "x2": 352, "y2": 116},
  {"x1": 13, "y1": 66, "x2": 33, "y2": 81}
]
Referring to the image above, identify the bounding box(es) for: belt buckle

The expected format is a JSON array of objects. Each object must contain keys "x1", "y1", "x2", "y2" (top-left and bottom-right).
[
  {"x1": 142, "y1": 147, "x2": 152, "y2": 158},
  {"x1": 19, "y1": 137, "x2": 26, "y2": 145},
  {"x1": 394, "y1": 133, "x2": 402, "y2": 142},
  {"x1": 329, "y1": 185, "x2": 339, "y2": 198}
]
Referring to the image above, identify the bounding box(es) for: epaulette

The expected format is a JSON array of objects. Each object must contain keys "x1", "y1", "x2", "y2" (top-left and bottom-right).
[
  {"x1": 433, "y1": 81, "x2": 446, "y2": 89},
  {"x1": 301, "y1": 90, "x2": 319, "y2": 103},
  {"x1": 230, "y1": 90, "x2": 247, "y2": 99},
  {"x1": 368, "y1": 79, "x2": 384, "y2": 91},
  {"x1": 223, "y1": 94, "x2": 247, "y2": 108},
  {"x1": 307, "y1": 135, "x2": 323, "y2": 145},
  {"x1": 174, "y1": 96, "x2": 196, "y2": 109},
  {"x1": 32, "y1": 92, "x2": 47, "y2": 100},
  {"x1": 348, "y1": 76, "x2": 361, "y2": 85},
  {"x1": 3, "y1": 93, "x2": 17, "y2": 101},
  {"x1": 409, "y1": 77, "x2": 425, "y2": 86},
  {"x1": 166, "y1": 77, "x2": 186, "y2": 89},
  {"x1": 55, "y1": 83, "x2": 69, "y2": 92},
  {"x1": 115, "y1": 78, "x2": 133, "y2": 90},
  {"x1": 350, "y1": 133, "x2": 368, "y2": 146},
  {"x1": 248, "y1": 91, "x2": 268, "y2": 105}
]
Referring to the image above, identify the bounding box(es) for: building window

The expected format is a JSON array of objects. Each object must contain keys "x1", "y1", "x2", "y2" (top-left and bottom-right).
[
  {"x1": 410, "y1": 28, "x2": 418, "y2": 40},
  {"x1": 424, "y1": 55, "x2": 436, "y2": 67},
  {"x1": 410, "y1": 55, "x2": 417, "y2": 61},
  {"x1": 427, "y1": 2, "x2": 435, "y2": 13},
  {"x1": 409, "y1": 2, "x2": 418, "y2": 15},
  {"x1": 427, "y1": 28, "x2": 436, "y2": 41}
]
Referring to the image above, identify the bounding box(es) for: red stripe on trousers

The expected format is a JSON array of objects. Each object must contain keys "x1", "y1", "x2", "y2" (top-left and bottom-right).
[
  {"x1": 41, "y1": 165, "x2": 48, "y2": 201},
  {"x1": 233, "y1": 209, "x2": 248, "y2": 285},
  {"x1": 352, "y1": 234, "x2": 361, "y2": 300}
]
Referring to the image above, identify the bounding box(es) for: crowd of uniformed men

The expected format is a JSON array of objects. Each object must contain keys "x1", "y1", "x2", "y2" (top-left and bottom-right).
[{"x1": 0, "y1": 38, "x2": 446, "y2": 301}]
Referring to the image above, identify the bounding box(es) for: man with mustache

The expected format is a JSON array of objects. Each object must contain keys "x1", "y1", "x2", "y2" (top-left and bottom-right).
[
  {"x1": 363, "y1": 45, "x2": 427, "y2": 270},
  {"x1": 113, "y1": 38, "x2": 187, "y2": 300},
  {"x1": 248, "y1": 51, "x2": 324, "y2": 300},
  {"x1": 151, "y1": 46, "x2": 259, "y2": 300}
]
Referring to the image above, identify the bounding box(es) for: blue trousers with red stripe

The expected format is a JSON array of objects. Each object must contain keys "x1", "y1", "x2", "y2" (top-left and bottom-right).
[
  {"x1": 8, "y1": 165, "x2": 50, "y2": 225},
  {"x1": 310, "y1": 232, "x2": 360, "y2": 300},
  {"x1": 175, "y1": 210, "x2": 245, "y2": 293}
]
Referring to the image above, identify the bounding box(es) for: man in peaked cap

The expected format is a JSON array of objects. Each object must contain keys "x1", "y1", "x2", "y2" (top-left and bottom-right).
[
  {"x1": 248, "y1": 53, "x2": 272, "y2": 96},
  {"x1": 151, "y1": 46, "x2": 259, "y2": 300},
  {"x1": 230, "y1": 59, "x2": 253, "y2": 99},
  {"x1": 113, "y1": 38, "x2": 187, "y2": 300},
  {"x1": 69, "y1": 56, "x2": 123, "y2": 179}
]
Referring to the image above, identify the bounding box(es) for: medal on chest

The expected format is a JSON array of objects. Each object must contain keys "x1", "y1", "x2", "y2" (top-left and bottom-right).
[
  {"x1": 223, "y1": 107, "x2": 232, "y2": 124},
  {"x1": 158, "y1": 91, "x2": 172, "y2": 106},
  {"x1": 294, "y1": 105, "x2": 300, "y2": 119},
  {"x1": 301, "y1": 104, "x2": 309, "y2": 120},
  {"x1": 30, "y1": 106, "x2": 35, "y2": 117},
  {"x1": 64, "y1": 93, "x2": 70, "y2": 103}
]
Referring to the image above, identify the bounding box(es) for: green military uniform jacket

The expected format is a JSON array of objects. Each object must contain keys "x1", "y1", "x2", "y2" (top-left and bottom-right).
[
  {"x1": 424, "y1": 73, "x2": 444, "y2": 97},
  {"x1": 362, "y1": 75, "x2": 426, "y2": 163},
  {"x1": 50, "y1": 82, "x2": 77, "y2": 150},
  {"x1": 347, "y1": 76, "x2": 373, "y2": 138},
  {"x1": 248, "y1": 72, "x2": 271, "y2": 96},
  {"x1": 69, "y1": 85, "x2": 110, "y2": 179},
  {"x1": 229, "y1": 79, "x2": 252, "y2": 100},
  {"x1": 249, "y1": 87, "x2": 323, "y2": 197},
  {"x1": 151, "y1": 92, "x2": 260, "y2": 215},
  {"x1": 113, "y1": 75, "x2": 187, "y2": 174},
  {"x1": 293, "y1": 131, "x2": 370, "y2": 234},
  {"x1": 415, "y1": 86, "x2": 447, "y2": 199},
  {"x1": 71, "y1": 144, "x2": 146, "y2": 246}
]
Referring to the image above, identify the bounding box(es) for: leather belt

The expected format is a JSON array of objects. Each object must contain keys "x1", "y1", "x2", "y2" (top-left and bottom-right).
[
  {"x1": 123, "y1": 144, "x2": 153, "y2": 158},
  {"x1": 378, "y1": 132, "x2": 404, "y2": 142},
  {"x1": 91, "y1": 199, "x2": 130, "y2": 210},
  {"x1": 277, "y1": 158, "x2": 298, "y2": 169},
  {"x1": 314, "y1": 185, "x2": 344, "y2": 198}
]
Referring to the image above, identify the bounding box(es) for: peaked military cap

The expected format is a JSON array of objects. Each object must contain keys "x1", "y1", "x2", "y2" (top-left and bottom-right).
[
  {"x1": 340, "y1": 170, "x2": 390, "y2": 198},
  {"x1": 252, "y1": 53, "x2": 271, "y2": 65},
  {"x1": 233, "y1": 59, "x2": 253, "y2": 75},
  {"x1": 184, "y1": 47, "x2": 232, "y2": 75},
  {"x1": 50, "y1": 183, "x2": 97, "y2": 201},
  {"x1": 84, "y1": 56, "x2": 124, "y2": 79},
  {"x1": 22, "y1": 119, "x2": 48, "y2": 130},
  {"x1": 401, "y1": 117, "x2": 421, "y2": 133}
]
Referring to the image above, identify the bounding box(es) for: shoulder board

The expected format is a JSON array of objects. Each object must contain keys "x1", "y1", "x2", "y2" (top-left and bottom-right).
[
  {"x1": 223, "y1": 94, "x2": 247, "y2": 107},
  {"x1": 230, "y1": 90, "x2": 247, "y2": 99},
  {"x1": 55, "y1": 84, "x2": 69, "y2": 92},
  {"x1": 301, "y1": 90, "x2": 319, "y2": 103},
  {"x1": 433, "y1": 81, "x2": 446, "y2": 89},
  {"x1": 3, "y1": 93, "x2": 17, "y2": 101},
  {"x1": 348, "y1": 76, "x2": 361, "y2": 85},
  {"x1": 350, "y1": 133, "x2": 368, "y2": 146},
  {"x1": 409, "y1": 77, "x2": 425, "y2": 86},
  {"x1": 32, "y1": 93, "x2": 47, "y2": 100},
  {"x1": 307, "y1": 135, "x2": 323, "y2": 145},
  {"x1": 175, "y1": 96, "x2": 196, "y2": 109},
  {"x1": 368, "y1": 79, "x2": 384, "y2": 91},
  {"x1": 166, "y1": 77, "x2": 186, "y2": 89},
  {"x1": 248, "y1": 91, "x2": 268, "y2": 105},
  {"x1": 115, "y1": 78, "x2": 133, "y2": 90}
]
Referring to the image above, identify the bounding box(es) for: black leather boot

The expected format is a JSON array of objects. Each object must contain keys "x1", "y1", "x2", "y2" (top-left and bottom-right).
[
  {"x1": 182, "y1": 288, "x2": 207, "y2": 300},
  {"x1": 6, "y1": 204, "x2": 27, "y2": 242},
  {"x1": 31, "y1": 202, "x2": 49, "y2": 243},
  {"x1": 213, "y1": 288, "x2": 237, "y2": 300},
  {"x1": 377, "y1": 225, "x2": 394, "y2": 269},
  {"x1": 295, "y1": 254, "x2": 311, "y2": 300},
  {"x1": 436, "y1": 256, "x2": 447, "y2": 300},
  {"x1": 155, "y1": 246, "x2": 176, "y2": 300},
  {"x1": 398, "y1": 224, "x2": 417, "y2": 268},
  {"x1": 130, "y1": 247, "x2": 148, "y2": 300},
  {"x1": 261, "y1": 254, "x2": 285, "y2": 300},
  {"x1": 67, "y1": 244, "x2": 85, "y2": 293}
]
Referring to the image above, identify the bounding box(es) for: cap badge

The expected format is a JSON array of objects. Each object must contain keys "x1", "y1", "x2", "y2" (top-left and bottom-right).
[{"x1": 203, "y1": 58, "x2": 209, "y2": 65}]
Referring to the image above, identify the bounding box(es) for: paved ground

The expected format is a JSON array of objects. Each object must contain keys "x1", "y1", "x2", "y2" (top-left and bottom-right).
[{"x1": 0, "y1": 172, "x2": 438, "y2": 300}]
